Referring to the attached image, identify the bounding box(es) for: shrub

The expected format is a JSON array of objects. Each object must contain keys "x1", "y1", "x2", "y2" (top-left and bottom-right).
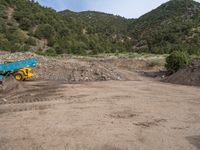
[
  {"x1": 26, "y1": 37, "x2": 36, "y2": 46},
  {"x1": 35, "y1": 49, "x2": 43, "y2": 55},
  {"x1": 35, "y1": 24, "x2": 55, "y2": 40},
  {"x1": 165, "y1": 51, "x2": 190, "y2": 73},
  {"x1": 19, "y1": 44, "x2": 30, "y2": 52},
  {"x1": 35, "y1": 48, "x2": 57, "y2": 56},
  {"x1": 19, "y1": 18, "x2": 32, "y2": 30},
  {"x1": 0, "y1": 34, "x2": 9, "y2": 50},
  {"x1": 44, "y1": 48, "x2": 57, "y2": 56}
]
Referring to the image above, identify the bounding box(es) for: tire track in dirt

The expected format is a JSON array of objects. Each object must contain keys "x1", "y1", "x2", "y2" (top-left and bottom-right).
[
  {"x1": 0, "y1": 81, "x2": 70, "y2": 114},
  {"x1": 0, "y1": 80, "x2": 91, "y2": 114}
]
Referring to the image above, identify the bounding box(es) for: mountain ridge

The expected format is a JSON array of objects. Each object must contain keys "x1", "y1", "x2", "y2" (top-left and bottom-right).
[{"x1": 0, "y1": 0, "x2": 200, "y2": 55}]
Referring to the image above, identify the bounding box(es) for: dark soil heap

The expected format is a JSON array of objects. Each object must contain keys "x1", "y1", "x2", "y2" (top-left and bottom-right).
[{"x1": 165, "y1": 59, "x2": 200, "y2": 86}]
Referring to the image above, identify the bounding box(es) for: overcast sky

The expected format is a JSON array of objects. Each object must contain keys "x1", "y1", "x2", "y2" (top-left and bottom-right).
[{"x1": 35, "y1": 0, "x2": 200, "y2": 18}]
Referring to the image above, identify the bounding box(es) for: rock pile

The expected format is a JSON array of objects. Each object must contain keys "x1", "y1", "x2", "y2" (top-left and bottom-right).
[{"x1": 0, "y1": 52, "x2": 123, "y2": 82}]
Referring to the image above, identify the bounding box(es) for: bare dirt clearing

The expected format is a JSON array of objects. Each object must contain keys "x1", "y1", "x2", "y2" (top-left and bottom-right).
[
  {"x1": 0, "y1": 72, "x2": 200, "y2": 150},
  {"x1": 0, "y1": 52, "x2": 163, "y2": 83},
  {"x1": 0, "y1": 52, "x2": 199, "y2": 150}
]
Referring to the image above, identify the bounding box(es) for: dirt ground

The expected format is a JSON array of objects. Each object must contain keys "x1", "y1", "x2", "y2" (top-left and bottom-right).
[{"x1": 0, "y1": 72, "x2": 200, "y2": 150}]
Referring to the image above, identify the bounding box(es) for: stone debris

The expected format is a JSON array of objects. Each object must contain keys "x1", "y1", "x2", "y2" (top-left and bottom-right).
[{"x1": 0, "y1": 52, "x2": 123, "y2": 83}]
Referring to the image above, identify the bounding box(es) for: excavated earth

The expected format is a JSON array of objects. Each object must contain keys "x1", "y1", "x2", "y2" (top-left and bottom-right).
[
  {"x1": 0, "y1": 52, "x2": 163, "y2": 83},
  {"x1": 0, "y1": 53, "x2": 200, "y2": 150},
  {"x1": 165, "y1": 59, "x2": 200, "y2": 86},
  {"x1": 0, "y1": 53, "x2": 124, "y2": 82}
]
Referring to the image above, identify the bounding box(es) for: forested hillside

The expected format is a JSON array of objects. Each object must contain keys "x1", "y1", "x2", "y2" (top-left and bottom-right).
[
  {"x1": 131, "y1": 0, "x2": 200, "y2": 54},
  {"x1": 0, "y1": 0, "x2": 200, "y2": 55}
]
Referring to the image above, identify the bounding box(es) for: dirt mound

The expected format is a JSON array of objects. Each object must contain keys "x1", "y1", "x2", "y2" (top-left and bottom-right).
[
  {"x1": 0, "y1": 52, "x2": 125, "y2": 82},
  {"x1": 2, "y1": 76, "x2": 25, "y2": 94},
  {"x1": 165, "y1": 59, "x2": 200, "y2": 86},
  {"x1": 104, "y1": 59, "x2": 162, "y2": 71},
  {"x1": 0, "y1": 76, "x2": 25, "y2": 99},
  {"x1": 35, "y1": 58, "x2": 123, "y2": 82}
]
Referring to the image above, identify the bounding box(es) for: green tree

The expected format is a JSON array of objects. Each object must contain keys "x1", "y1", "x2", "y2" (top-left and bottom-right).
[{"x1": 35, "y1": 24, "x2": 55, "y2": 40}]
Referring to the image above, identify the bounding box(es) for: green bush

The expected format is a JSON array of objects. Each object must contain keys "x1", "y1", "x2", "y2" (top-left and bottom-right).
[
  {"x1": 19, "y1": 18, "x2": 32, "y2": 30},
  {"x1": 35, "y1": 49, "x2": 43, "y2": 55},
  {"x1": 0, "y1": 34, "x2": 10, "y2": 50},
  {"x1": 26, "y1": 37, "x2": 36, "y2": 46},
  {"x1": 19, "y1": 44, "x2": 30, "y2": 52},
  {"x1": 35, "y1": 48, "x2": 57, "y2": 56},
  {"x1": 35, "y1": 24, "x2": 55, "y2": 40},
  {"x1": 44, "y1": 48, "x2": 57, "y2": 56},
  {"x1": 165, "y1": 51, "x2": 190, "y2": 73}
]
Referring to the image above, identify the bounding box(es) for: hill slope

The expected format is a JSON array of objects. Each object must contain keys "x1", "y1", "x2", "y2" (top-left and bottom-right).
[
  {"x1": 0, "y1": 0, "x2": 200, "y2": 55},
  {"x1": 131, "y1": 0, "x2": 200, "y2": 54}
]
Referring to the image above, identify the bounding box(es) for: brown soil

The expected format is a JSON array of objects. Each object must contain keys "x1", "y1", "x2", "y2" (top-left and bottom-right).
[
  {"x1": 0, "y1": 72, "x2": 200, "y2": 150},
  {"x1": 0, "y1": 53, "x2": 200, "y2": 149},
  {"x1": 0, "y1": 53, "x2": 159, "y2": 83},
  {"x1": 1, "y1": 76, "x2": 25, "y2": 95},
  {"x1": 165, "y1": 59, "x2": 200, "y2": 86}
]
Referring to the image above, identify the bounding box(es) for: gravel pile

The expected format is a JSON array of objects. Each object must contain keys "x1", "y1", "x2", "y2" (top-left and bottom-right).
[
  {"x1": 165, "y1": 59, "x2": 200, "y2": 86},
  {"x1": 0, "y1": 52, "x2": 123, "y2": 82}
]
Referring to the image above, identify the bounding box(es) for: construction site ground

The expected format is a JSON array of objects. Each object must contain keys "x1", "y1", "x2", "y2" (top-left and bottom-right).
[{"x1": 0, "y1": 54, "x2": 200, "y2": 150}]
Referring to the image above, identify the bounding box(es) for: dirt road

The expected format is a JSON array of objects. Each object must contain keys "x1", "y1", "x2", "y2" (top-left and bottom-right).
[{"x1": 0, "y1": 74, "x2": 200, "y2": 150}]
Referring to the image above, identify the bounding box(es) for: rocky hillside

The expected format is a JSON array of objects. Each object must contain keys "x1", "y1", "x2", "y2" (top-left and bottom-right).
[{"x1": 0, "y1": 0, "x2": 200, "y2": 55}]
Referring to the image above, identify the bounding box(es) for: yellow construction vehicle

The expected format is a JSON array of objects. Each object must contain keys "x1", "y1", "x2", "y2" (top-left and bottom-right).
[{"x1": 4, "y1": 59, "x2": 34, "y2": 81}]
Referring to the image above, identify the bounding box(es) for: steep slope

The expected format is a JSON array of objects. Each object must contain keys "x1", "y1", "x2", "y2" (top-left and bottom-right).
[
  {"x1": 0, "y1": 0, "x2": 131, "y2": 54},
  {"x1": 0, "y1": 0, "x2": 200, "y2": 55},
  {"x1": 135, "y1": 0, "x2": 200, "y2": 29},
  {"x1": 131, "y1": 0, "x2": 200, "y2": 54},
  {"x1": 59, "y1": 10, "x2": 134, "y2": 53},
  {"x1": 60, "y1": 10, "x2": 130, "y2": 34}
]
